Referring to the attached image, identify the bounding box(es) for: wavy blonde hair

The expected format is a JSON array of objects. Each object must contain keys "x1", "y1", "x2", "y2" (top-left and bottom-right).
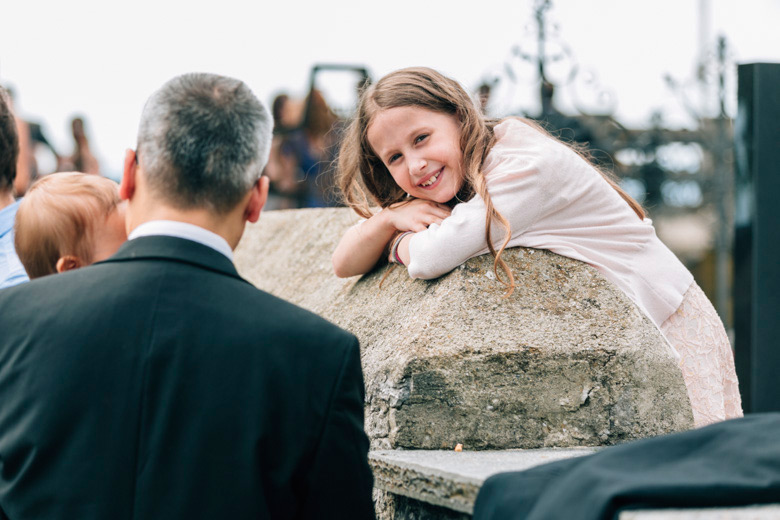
[{"x1": 338, "y1": 67, "x2": 643, "y2": 295}]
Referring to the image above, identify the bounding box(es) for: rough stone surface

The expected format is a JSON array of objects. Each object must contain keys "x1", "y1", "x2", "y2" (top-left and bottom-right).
[
  {"x1": 236, "y1": 208, "x2": 694, "y2": 451},
  {"x1": 391, "y1": 495, "x2": 471, "y2": 520}
]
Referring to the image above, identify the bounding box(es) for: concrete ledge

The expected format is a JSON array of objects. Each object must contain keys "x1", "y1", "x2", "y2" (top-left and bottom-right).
[
  {"x1": 369, "y1": 448, "x2": 598, "y2": 514},
  {"x1": 370, "y1": 449, "x2": 780, "y2": 519},
  {"x1": 620, "y1": 505, "x2": 780, "y2": 519}
]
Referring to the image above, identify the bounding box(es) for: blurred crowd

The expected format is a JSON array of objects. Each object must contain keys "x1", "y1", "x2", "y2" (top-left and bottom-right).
[
  {"x1": 264, "y1": 89, "x2": 344, "y2": 210},
  {"x1": 4, "y1": 86, "x2": 101, "y2": 197},
  {"x1": 1, "y1": 81, "x2": 348, "y2": 291},
  {"x1": 4, "y1": 84, "x2": 347, "y2": 210}
]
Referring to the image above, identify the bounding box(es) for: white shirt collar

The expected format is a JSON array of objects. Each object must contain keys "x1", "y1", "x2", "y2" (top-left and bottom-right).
[{"x1": 128, "y1": 220, "x2": 233, "y2": 261}]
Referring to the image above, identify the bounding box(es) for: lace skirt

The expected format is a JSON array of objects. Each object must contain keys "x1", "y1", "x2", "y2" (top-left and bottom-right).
[{"x1": 660, "y1": 281, "x2": 743, "y2": 427}]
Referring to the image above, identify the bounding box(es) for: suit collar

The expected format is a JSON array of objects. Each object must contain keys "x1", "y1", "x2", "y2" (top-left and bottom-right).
[
  {"x1": 128, "y1": 220, "x2": 234, "y2": 261},
  {"x1": 100, "y1": 235, "x2": 245, "y2": 281}
]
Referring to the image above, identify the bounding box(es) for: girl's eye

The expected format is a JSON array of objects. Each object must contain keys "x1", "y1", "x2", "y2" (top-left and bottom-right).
[
  {"x1": 388, "y1": 153, "x2": 401, "y2": 165},
  {"x1": 414, "y1": 134, "x2": 428, "y2": 144}
]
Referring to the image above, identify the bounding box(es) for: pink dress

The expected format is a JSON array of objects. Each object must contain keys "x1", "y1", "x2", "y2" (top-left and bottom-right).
[
  {"x1": 661, "y1": 282, "x2": 742, "y2": 426},
  {"x1": 406, "y1": 119, "x2": 743, "y2": 427}
]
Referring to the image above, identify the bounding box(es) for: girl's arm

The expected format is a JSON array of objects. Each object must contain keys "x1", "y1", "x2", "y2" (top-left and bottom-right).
[
  {"x1": 332, "y1": 199, "x2": 451, "y2": 278},
  {"x1": 404, "y1": 197, "x2": 493, "y2": 279},
  {"x1": 402, "y1": 120, "x2": 564, "y2": 279}
]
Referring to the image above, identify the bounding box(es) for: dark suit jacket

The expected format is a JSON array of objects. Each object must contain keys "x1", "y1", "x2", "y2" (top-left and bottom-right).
[
  {"x1": 0, "y1": 236, "x2": 374, "y2": 519},
  {"x1": 474, "y1": 413, "x2": 780, "y2": 520}
]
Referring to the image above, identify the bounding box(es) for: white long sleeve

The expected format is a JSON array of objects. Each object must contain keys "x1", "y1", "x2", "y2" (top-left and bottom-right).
[
  {"x1": 407, "y1": 120, "x2": 553, "y2": 279},
  {"x1": 407, "y1": 118, "x2": 693, "y2": 327}
]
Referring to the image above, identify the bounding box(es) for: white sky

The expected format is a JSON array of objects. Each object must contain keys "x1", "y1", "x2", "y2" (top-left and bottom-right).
[{"x1": 2, "y1": 0, "x2": 778, "y2": 179}]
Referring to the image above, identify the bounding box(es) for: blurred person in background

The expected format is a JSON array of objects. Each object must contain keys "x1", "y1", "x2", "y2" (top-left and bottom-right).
[
  {"x1": 264, "y1": 93, "x2": 304, "y2": 210},
  {"x1": 0, "y1": 87, "x2": 29, "y2": 289},
  {"x1": 279, "y1": 89, "x2": 342, "y2": 208},
  {"x1": 1, "y1": 86, "x2": 33, "y2": 196},
  {"x1": 28, "y1": 121, "x2": 63, "y2": 177},
  {"x1": 58, "y1": 116, "x2": 100, "y2": 175}
]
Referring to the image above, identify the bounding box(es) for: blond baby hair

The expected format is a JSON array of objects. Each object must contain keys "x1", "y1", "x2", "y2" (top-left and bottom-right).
[{"x1": 15, "y1": 172, "x2": 121, "y2": 279}]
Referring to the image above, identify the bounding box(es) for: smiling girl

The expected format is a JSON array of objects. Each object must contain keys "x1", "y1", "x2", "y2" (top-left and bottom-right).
[{"x1": 332, "y1": 67, "x2": 741, "y2": 427}]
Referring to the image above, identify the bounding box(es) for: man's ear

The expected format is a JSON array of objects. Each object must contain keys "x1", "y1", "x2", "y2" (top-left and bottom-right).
[
  {"x1": 245, "y1": 176, "x2": 269, "y2": 223},
  {"x1": 119, "y1": 149, "x2": 137, "y2": 201},
  {"x1": 56, "y1": 255, "x2": 84, "y2": 273}
]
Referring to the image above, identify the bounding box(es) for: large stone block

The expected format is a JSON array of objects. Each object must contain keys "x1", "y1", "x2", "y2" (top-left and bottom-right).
[{"x1": 235, "y1": 208, "x2": 693, "y2": 450}]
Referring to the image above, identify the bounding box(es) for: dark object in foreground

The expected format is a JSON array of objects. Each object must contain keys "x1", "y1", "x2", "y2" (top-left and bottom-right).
[
  {"x1": 734, "y1": 62, "x2": 780, "y2": 413},
  {"x1": 474, "y1": 413, "x2": 780, "y2": 520}
]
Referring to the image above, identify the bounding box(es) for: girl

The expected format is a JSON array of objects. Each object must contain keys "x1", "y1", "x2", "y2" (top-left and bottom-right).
[{"x1": 332, "y1": 67, "x2": 742, "y2": 428}]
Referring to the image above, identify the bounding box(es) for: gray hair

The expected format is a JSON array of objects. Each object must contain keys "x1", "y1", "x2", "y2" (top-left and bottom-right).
[{"x1": 137, "y1": 73, "x2": 272, "y2": 214}]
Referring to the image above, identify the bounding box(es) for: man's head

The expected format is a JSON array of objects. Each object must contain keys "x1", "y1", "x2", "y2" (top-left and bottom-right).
[
  {"x1": 0, "y1": 88, "x2": 19, "y2": 196},
  {"x1": 132, "y1": 73, "x2": 272, "y2": 215},
  {"x1": 15, "y1": 172, "x2": 128, "y2": 279}
]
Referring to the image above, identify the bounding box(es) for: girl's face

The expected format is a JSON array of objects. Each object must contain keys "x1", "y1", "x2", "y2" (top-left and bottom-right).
[{"x1": 367, "y1": 106, "x2": 464, "y2": 204}]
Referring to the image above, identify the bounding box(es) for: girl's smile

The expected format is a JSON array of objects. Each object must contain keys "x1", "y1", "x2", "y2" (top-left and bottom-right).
[{"x1": 367, "y1": 106, "x2": 464, "y2": 204}]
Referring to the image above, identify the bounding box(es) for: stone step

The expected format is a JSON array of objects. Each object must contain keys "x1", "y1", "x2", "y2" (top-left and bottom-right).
[
  {"x1": 621, "y1": 505, "x2": 780, "y2": 519},
  {"x1": 370, "y1": 448, "x2": 597, "y2": 515},
  {"x1": 370, "y1": 449, "x2": 780, "y2": 520}
]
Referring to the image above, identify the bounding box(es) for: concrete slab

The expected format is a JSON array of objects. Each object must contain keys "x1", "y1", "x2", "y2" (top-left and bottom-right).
[
  {"x1": 370, "y1": 448, "x2": 598, "y2": 514},
  {"x1": 620, "y1": 505, "x2": 780, "y2": 519},
  {"x1": 371, "y1": 449, "x2": 780, "y2": 518}
]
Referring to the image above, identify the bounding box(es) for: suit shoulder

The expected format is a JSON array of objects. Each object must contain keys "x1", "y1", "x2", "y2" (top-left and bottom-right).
[{"x1": 232, "y1": 281, "x2": 357, "y2": 346}]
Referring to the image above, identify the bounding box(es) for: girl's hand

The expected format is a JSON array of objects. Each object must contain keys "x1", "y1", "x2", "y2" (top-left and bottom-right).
[
  {"x1": 332, "y1": 199, "x2": 452, "y2": 278},
  {"x1": 386, "y1": 199, "x2": 452, "y2": 233}
]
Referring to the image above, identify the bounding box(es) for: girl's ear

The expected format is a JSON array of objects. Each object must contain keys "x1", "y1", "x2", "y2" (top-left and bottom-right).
[{"x1": 56, "y1": 255, "x2": 84, "y2": 273}]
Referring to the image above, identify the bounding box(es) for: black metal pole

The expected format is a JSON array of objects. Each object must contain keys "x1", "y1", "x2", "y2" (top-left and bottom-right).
[{"x1": 734, "y1": 62, "x2": 780, "y2": 413}]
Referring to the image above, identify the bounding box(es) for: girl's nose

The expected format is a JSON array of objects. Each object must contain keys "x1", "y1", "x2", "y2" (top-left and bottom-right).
[{"x1": 409, "y1": 156, "x2": 427, "y2": 176}]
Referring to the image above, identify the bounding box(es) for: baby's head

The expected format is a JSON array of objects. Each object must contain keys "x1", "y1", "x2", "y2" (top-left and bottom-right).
[
  {"x1": 339, "y1": 67, "x2": 495, "y2": 213},
  {"x1": 15, "y1": 172, "x2": 127, "y2": 279}
]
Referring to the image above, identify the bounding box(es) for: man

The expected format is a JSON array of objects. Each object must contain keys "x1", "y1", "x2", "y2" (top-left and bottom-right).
[
  {"x1": 0, "y1": 88, "x2": 29, "y2": 289},
  {"x1": 0, "y1": 73, "x2": 374, "y2": 519}
]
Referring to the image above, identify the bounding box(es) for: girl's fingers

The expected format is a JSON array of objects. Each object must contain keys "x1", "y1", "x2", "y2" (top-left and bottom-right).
[
  {"x1": 392, "y1": 201, "x2": 452, "y2": 232},
  {"x1": 424, "y1": 216, "x2": 446, "y2": 227},
  {"x1": 427, "y1": 209, "x2": 450, "y2": 221}
]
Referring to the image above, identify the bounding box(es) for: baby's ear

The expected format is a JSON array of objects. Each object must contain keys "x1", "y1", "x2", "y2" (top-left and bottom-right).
[{"x1": 55, "y1": 255, "x2": 84, "y2": 273}]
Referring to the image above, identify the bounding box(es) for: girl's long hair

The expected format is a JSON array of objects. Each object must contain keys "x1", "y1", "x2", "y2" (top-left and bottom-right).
[{"x1": 338, "y1": 67, "x2": 643, "y2": 295}]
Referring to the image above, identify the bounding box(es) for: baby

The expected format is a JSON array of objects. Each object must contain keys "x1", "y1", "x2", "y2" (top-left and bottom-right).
[{"x1": 14, "y1": 171, "x2": 127, "y2": 278}]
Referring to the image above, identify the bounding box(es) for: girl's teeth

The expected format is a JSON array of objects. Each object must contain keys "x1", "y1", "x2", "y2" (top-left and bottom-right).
[{"x1": 422, "y1": 171, "x2": 440, "y2": 187}]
